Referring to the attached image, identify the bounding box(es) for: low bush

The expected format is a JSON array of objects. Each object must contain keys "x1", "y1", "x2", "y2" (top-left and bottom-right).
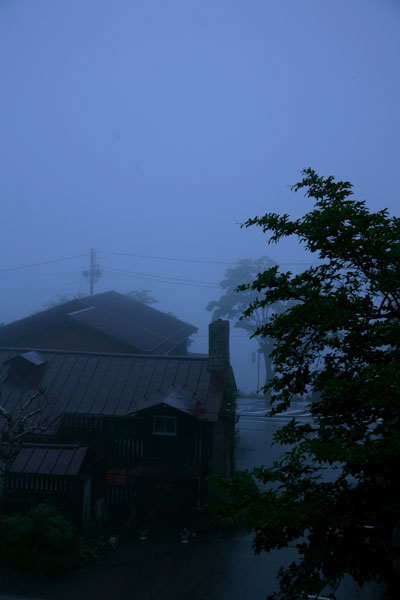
[{"x1": 0, "y1": 503, "x2": 99, "y2": 577}]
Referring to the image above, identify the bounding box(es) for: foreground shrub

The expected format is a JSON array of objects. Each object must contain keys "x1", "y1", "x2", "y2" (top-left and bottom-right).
[{"x1": 0, "y1": 503, "x2": 98, "y2": 576}]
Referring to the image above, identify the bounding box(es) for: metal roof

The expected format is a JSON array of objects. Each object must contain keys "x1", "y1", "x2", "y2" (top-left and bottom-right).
[
  {"x1": 10, "y1": 350, "x2": 47, "y2": 367},
  {"x1": 0, "y1": 348, "x2": 226, "y2": 433},
  {"x1": 0, "y1": 291, "x2": 197, "y2": 355},
  {"x1": 9, "y1": 444, "x2": 87, "y2": 476}
]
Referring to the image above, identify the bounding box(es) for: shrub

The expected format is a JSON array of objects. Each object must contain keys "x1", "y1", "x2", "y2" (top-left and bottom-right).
[{"x1": 0, "y1": 503, "x2": 98, "y2": 576}]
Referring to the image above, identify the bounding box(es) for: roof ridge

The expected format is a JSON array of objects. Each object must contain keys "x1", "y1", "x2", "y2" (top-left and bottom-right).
[{"x1": 0, "y1": 346, "x2": 208, "y2": 361}]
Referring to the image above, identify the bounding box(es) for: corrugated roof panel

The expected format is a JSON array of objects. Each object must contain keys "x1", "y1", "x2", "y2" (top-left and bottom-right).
[
  {"x1": 71, "y1": 309, "x2": 164, "y2": 351},
  {"x1": 42, "y1": 353, "x2": 73, "y2": 396},
  {"x1": 112, "y1": 322, "x2": 164, "y2": 351},
  {"x1": 63, "y1": 355, "x2": 97, "y2": 413},
  {"x1": 131, "y1": 359, "x2": 157, "y2": 401},
  {"x1": 151, "y1": 329, "x2": 190, "y2": 355},
  {"x1": 194, "y1": 365, "x2": 211, "y2": 396},
  {"x1": 106, "y1": 357, "x2": 136, "y2": 415},
  {"x1": 68, "y1": 446, "x2": 87, "y2": 476},
  {"x1": 185, "y1": 359, "x2": 203, "y2": 390},
  {"x1": 54, "y1": 354, "x2": 89, "y2": 414},
  {"x1": 159, "y1": 359, "x2": 180, "y2": 389},
  {"x1": 52, "y1": 447, "x2": 75, "y2": 475},
  {"x1": 9, "y1": 445, "x2": 87, "y2": 476},
  {"x1": 113, "y1": 358, "x2": 145, "y2": 415},
  {"x1": 23, "y1": 445, "x2": 47, "y2": 474},
  {"x1": 68, "y1": 355, "x2": 102, "y2": 413},
  {"x1": 37, "y1": 447, "x2": 58, "y2": 474},
  {"x1": 85, "y1": 356, "x2": 117, "y2": 414},
  {"x1": 144, "y1": 358, "x2": 168, "y2": 395},
  {"x1": 97, "y1": 355, "x2": 128, "y2": 415},
  {"x1": 154, "y1": 358, "x2": 173, "y2": 390},
  {"x1": 77, "y1": 355, "x2": 111, "y2": 414},
  {"x1": 139, "y1": 357, "x2": 162, "y2": 397},
  {"x1": 0, "y1": 348, "x2": 223, "y2": 425},
  {"x1": 184, "y1": 360, "x2": 197, "y2": 388},
  {"x1": 69, "y1": 292, "x2": 197, "y2": 354},
  {"x1": 9, "y1": 446, "x2": 35, "y2": 473},
  {"x1": 49, "y1": 448, "x2": 74, "y2": 475},
  {"x1": 172, "y1": 359, "x2": 192, "y2": 387}
]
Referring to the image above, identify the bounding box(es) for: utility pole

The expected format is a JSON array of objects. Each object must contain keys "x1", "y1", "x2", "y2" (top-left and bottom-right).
[
  {"x1": 90, "y1": 248, "x2": 95, "y2": 296},
  {"x1": 82, "y1": 249, "x2": 101, "y2": 296}
]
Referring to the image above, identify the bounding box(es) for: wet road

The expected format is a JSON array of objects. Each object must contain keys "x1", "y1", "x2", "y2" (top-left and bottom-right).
[
  {"x1": 232, "y1": 397, "x2": 384, "y2": 600},
  {"x1": 0, "y1": 397, "x2": 384, "y2": 599}
]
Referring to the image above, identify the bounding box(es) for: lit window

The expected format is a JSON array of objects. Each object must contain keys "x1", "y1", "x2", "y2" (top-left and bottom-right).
[{"x1": 153, "y1": 416, "x2": 177, "y2": 436}]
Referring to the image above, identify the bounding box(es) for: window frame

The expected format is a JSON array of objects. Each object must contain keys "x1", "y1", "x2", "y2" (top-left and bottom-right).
[{"x1": 152, "y1": 415, "x2": 177, "y2": 436}]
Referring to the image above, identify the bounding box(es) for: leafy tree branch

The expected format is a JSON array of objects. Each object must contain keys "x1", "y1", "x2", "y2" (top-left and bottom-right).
[{"x1": 208, "y1": 168, "x2": 400, "y2": 599}]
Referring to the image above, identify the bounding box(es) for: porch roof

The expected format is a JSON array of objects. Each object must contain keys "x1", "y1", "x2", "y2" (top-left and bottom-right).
[{"x1": 9, "y1": 443, "x2": 87, "y2": 476}]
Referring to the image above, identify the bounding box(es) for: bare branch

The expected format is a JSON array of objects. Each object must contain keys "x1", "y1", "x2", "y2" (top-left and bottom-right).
[
  {"x1": 0, "y1": 405, "x2": 11, "y2": 421},
  {"x1": 0, "y1": 385, "x2": 51, "y2": 478},
  {"x1": 21, "y1": 388, "x2": 45, "y2": 413}
]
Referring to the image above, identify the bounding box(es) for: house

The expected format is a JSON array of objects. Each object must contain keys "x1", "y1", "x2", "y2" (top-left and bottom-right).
[
  {"x1": 0, "y1": 290, "x2": 197, "y2": 356},
  {"x1": 0, "y1": 320, "x2": 236, "y2": 532}
]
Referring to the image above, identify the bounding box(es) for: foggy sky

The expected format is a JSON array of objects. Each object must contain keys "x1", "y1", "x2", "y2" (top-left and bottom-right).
[{"x1": 1, "y1": 0, "x2": 399, "y2": 390}]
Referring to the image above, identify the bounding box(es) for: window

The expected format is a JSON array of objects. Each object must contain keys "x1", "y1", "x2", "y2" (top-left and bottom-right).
[{"x1": 153, "y1": 416, "x2": 177, "y2": 436}]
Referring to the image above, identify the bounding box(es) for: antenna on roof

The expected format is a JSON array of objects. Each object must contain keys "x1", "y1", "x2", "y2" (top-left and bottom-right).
[{"x1": 82, "y1": 249, "x2": 102, "y2": 295}]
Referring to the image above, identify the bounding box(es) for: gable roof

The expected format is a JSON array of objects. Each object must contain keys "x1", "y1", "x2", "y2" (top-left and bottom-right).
[
  {"x1": 0, "y1": 348, "x2": 225, "y2": 433},
  {"x1": 0, "y1": 291, "x2": 197, "y2": 355}
]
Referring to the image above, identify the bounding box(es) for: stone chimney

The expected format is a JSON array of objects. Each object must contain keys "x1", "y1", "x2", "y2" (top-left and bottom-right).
[{"x1": 208, "y1": 319, "x2": 230, "y2": 372}]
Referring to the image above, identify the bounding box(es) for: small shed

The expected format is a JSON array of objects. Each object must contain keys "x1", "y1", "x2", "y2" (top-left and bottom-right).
[{"x1": 6, "y1": 443, "x2": 91, "y2": 528}]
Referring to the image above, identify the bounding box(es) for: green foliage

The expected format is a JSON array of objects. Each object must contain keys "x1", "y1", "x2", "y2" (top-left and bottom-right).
[
  {"x1": 125, "y1": 289, "x2": 158, "y2": 305},
  {"x1": 207, "y1": 257, "x2": 277, "y2": 328},
  {"x1": 41, "y1": 293, "x2": 84, "y2": 311},
  {"x1": 0, "y1": 504, "x2": 99, "y2": 577},
  {"x1": 210, "y1": 168, "x2": 400, "y2": 599},
  {"x1": 207, "y1": 257, "x2": 291, "y2": 388}
]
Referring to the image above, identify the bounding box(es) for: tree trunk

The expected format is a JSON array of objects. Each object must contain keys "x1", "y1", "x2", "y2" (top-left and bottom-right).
[{"x1": 259, "y1": 341, "x2": 274, "y2": 395}]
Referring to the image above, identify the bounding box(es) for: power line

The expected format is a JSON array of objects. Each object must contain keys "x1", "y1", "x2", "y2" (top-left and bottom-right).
[
  {"x1": 101, "y1": 265, "x2": 220, "y2": 286},
  {"x1": 0, "y1": 250, "x2": 323, "y2": 277},
  {"x1": 101, "y1": 265, "x2": 220, "y2": 289},
  {"x1": 0, "y1": 254, "x2": 87, "y2": 274},
  {"x1": 97, "y1": 250, "x2": 322, "y2": 267},
  {"x1": 97, "y1": 251, "x2": 238, "y2": 265}
]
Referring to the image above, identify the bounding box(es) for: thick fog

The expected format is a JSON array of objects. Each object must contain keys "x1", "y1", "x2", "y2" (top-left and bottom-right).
[{"x1": 1, "y1": 0, "x2": 399, "y2": 391}]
